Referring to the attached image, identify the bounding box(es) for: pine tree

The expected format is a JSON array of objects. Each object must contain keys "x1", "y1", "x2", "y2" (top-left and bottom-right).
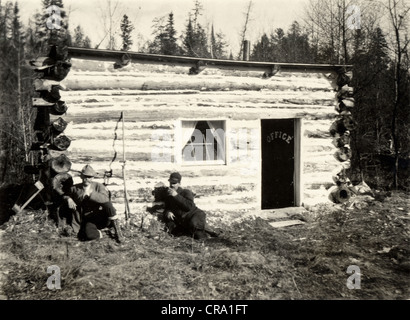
[
  {"x1": 182, "y1": 16, "x2": 195, "y2": 56},
  {"x1": 191, "y1": 0, "x2": 203, "y2": 31},
  {"x1": 27, "y1": 0, "x2": 70, "y2": 56},
  {"x1": 270, "y1": 28, "x2": 286, "y2": 62},
  {"x1": 148, "y1": 12, "x2": 180, "y2": 55},
  {"x1": 0, "y1": 1, "x2": 35, "y2": 184},
  {"x1": 284, "y1": 21, "x2": 313, "y2": 63},
  {"x1": 251, "y1": 24, "x2": 313, "y2": 63},
  {"x1": 120, "y1": 14, "x2": 134, "y2": 51},
  {"x1": 73, "y1": 25, "x2": 91, "y2": 48},
  {"x1": 251, "y1": 33, "x2": 272, "y2": 61},
  {"x1": 147, "y1": 15, "x2": 165, "y2": 54},
  {"x1": 349, "y1": 27, "x2": 393, "y2": 186},
  {"x1": 210, "y1": 24, "x2": 227, "y2": 59},
  {"x1": 182, "y1": 15, "x2": 209, "y2": 58},
  {"x1": 181, "y1": 1, "x2": 210, "y2": 58},
  {"x1": 83, "y1": 35, "x2": 91, "y2": 48},
  {"x1": 163, "y1": 12, "x2": 179, "y2": 55},
  {"x1": 194, "y1": 23, "x2": 209, "y2": 57}
]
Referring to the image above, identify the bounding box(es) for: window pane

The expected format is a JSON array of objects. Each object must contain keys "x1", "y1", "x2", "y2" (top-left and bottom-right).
[{"x1": 181, "y1": 120, "x2": 225, "y2": 163}]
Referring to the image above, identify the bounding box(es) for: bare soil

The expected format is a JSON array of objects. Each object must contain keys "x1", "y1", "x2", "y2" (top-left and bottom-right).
[{"x1": 0, "y1": 189, "x2": 409, "y2": 300}]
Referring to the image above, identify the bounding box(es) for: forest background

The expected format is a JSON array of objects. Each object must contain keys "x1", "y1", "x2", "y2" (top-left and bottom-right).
[{"x1": 0, "y1": 0, "x2": 409, "y2": 191}]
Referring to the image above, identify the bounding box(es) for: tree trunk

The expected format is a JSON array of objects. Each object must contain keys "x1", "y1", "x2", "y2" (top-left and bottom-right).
[
  {"x1": 392, "y1": 59, "x2": 400, "y2": 189},
  {"x1": 17, "y1": 41, "x2": 29, "y2": 164}
]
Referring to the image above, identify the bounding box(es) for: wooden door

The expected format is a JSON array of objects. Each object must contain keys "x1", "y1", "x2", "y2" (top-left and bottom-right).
[{"x1": 261, "y1": 119, "x2": 295, "y2": 209}]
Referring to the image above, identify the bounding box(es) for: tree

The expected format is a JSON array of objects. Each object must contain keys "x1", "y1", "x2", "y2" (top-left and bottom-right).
[
  {"x1": 349, "y1": 19, "x2": 410, "y2": 190},
  {"x1": 191, "y1": 0, "x2": 203, "y2": 31},
  {"x1": 210, "y1": 24, "x2": 228, "y2": 59},
  {"x1": 350, "y1": 28, "x2": 392, "y2": 178},
  {"x1": 120, "y1": 14, "x2": 134, "y2": 51},
  {"x1": 96, "y1": 0, "x2": 122, "y2": 50},
  {"x1": 163, "y1": 12, "x2": 179, "y2": 55},
  {"x1": 182, "y1": 2, "x2": 210, "y2": 58},
  {"x1": 192, "y1": 23, "x2": 210, "y2": 57},
  {"x1": 303, "y1": 0, "x2": 382, "y2": 64},
  {"x1": 251, "y1": 23, "x2": 313, "y2": 63},
  {"x1": 250, "y1": 33, "x2": 272, "y2": 61},
  {"x1": 271, "y1": 28, "x2": 287, "y2": 61},
  {"x1": 147, "y1": 14, "x2": 166, "y2": 54},
  {"x1": 182, "y1": 16, "x2": 195, "y2": 56},
  {"x1": 385, "y1": 0, "x2": 410, "y2": 188},
  {"x1": 25, "y1": 0, "x2": 71, "y2": 56},
  {"x1": 148, "y1": 12, "x2": 180, "y2": 55},
  {"x1": 72, "y1": 25, "x2": 91, "y2": 48},
  {"x1": 283, "y1": 21, "x2": 314, "y2": 62},
  {"x1": 0, "y1": 1, "x2": 35, "y2": 184}
]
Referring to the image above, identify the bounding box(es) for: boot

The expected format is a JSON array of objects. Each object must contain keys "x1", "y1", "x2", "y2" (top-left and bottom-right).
[
  {"x1": 111, "y1": 219, "x2": 123, "y2": 243},
  {"x1": 204, "y1": 223, "x2": 220, "y2": 237}
]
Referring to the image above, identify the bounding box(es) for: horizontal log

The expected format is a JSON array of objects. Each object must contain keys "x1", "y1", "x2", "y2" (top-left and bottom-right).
[
  {"x1": 60, "y1": 93, "x2": 336, "y2": 107},
  {"x1": 32, "y1": 97, "x2": 54, "y2": 107},
  {"x1": 65, "y1": 69, "x2": 337, "y2": 84},
  {"x1": 62, "y1": 101, "x2": 336, "y2": 113},
  {"x1": 66, "y1": 158, "x2": 338, "y2": 186},
  {"x1": 66, "y1": 142, "x2": 333, "y2": 164},
  {"x1": 60, "y1": 87, "x2": 336, "y2": 101},
  {"x1": 62, "y1": 74, "x2": 336, "y2": 92},
  {"x1": 68, "y1": 160, "x2": 260, "y2": 180},
  {"x1": 58, "y1": 104, "x2": 337, "y2": 124},
  {"x1": 61, "y1": 119, "x2": 335, "y2": 142},
  {"x1": 67, "y1": 47, "x2": 350, "y2": 74}
]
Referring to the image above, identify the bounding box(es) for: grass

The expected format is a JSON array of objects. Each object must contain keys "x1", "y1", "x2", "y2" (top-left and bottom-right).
[{"x1": 0, "y1": 191, "x2": 409, "y2": 300}]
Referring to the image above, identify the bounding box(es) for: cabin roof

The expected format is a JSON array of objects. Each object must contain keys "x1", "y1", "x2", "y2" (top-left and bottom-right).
[{"x1": 67, "y1": 47, "x2": 352, "y2": 75}]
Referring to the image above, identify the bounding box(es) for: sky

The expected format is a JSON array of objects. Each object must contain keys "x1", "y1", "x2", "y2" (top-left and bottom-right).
[{"x1": 16, "y1": 0, "x2": 310, "y2": 54}]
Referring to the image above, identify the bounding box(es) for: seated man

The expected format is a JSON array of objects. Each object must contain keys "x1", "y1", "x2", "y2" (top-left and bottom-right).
[
  {"x1": 162, "y1": 172, "x2": 217, "y2": 240},
  {"x1": 61, "y1": 164, "x2": 122, "y2": 242}
]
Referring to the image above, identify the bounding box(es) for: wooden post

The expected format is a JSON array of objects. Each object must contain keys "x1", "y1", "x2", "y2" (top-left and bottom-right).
[{"x1": 121, "y1": 111, "x2": 131, "y2": 224}]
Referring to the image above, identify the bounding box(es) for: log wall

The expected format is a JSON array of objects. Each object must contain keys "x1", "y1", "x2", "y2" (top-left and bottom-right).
[{"x1": 57, "y1": 58, "x2": 345, "y2": 216}]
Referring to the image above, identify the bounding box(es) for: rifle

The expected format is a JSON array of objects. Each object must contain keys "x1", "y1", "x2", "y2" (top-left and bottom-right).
[{"x1": 121, "y1": 111, "x2": 131, "y2": 225}]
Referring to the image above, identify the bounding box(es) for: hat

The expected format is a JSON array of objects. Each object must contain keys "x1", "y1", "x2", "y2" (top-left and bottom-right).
[
  {"x1": 168, "y1": 172, "x2": 182, "y2": 184},
  {"x1": 81, "y1": 165, "x2": 96, "y2": 177}
]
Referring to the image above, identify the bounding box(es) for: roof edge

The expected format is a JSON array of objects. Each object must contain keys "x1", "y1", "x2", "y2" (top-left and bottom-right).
[{"x1": 67, "y1": 47, "x2": 352, "y2": 74}]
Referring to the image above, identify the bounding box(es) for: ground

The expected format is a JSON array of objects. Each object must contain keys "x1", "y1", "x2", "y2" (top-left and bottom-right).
[{"x1": 0, "y1": 190, "x2": 409, "y2": 300}]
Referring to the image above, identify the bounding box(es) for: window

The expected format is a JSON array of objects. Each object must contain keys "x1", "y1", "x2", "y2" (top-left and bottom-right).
[{"x1": 181, "y1": 120, "x2": 226, "y2": 165}]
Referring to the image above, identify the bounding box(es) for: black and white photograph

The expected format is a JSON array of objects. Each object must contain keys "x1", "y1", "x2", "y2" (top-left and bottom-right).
[{"x1": 0, "y1": 0, "x2": 409, "y2": 307}]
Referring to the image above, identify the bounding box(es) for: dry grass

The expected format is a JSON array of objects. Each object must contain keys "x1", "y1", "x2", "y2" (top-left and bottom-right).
[{"x1": 0, "y1": 191, "x2": 409, "y2": 300}]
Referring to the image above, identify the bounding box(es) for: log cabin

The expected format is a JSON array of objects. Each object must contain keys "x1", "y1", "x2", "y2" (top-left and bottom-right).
[{"x1": 43, "y1": 47, "x2": 353, "y2": 221}]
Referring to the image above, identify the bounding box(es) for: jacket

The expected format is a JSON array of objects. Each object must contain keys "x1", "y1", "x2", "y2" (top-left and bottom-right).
[
  {"x1": 64, "y1": 181, "x2": 110, "y2": 214},
  {"x1": 163, "y1": 187, "x2": 200, "y2": 224}
]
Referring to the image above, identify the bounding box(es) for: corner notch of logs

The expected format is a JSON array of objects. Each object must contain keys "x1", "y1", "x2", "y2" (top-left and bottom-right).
[
  {"x1": 189, "y1": 60, "x2": 207, "y2": 75},
  {"x1": 328, "y1": 68, "x2": 356, "y2": 204},
  {"x1": 262, "y1": 65, "x2": 281, "y2": 78},
  {"x1": 13, "y1": 44, "x2": 73, "y2": 213}
]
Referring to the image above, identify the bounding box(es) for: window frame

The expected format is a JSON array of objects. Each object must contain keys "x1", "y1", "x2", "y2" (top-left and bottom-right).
[{"x1": 176, "y1": 119, "x2": 228, "y2": 166}]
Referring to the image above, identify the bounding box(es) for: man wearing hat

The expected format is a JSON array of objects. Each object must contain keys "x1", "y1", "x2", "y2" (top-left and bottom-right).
[
  {"x1": 61, "y1": 164, "x2": 122, "y2": 242},
  {"x1": 162, "y1": 172, "x2": 215, "y2": 240}
]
